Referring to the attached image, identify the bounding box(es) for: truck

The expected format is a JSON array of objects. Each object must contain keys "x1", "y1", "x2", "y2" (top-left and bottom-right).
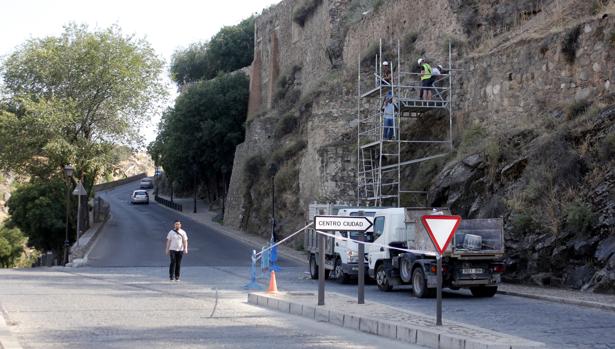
[
  {"x1": 367, "y1": 207, "x2": 505, "y2": 297},
  {"x1": 305, "y1": 204, "x2": 385, "y2": 283}
]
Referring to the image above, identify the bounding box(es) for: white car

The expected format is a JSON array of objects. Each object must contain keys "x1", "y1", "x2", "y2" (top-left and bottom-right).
[
  {"x1": 131, "y1": 190, "x2": 149, "y2": 204},
  {"x1": 139, "y1": 178, "x2": 154, "y2": 189}
]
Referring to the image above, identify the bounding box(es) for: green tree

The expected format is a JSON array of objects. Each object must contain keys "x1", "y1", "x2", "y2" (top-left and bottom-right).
[
  {"x1": 0, "y1": 225, "x2": 27, "y2": 268},
  {"x1": 151, "y1": 72, "x2": 249, "y2": 196},
  {"x1": 0, "y1": 23, "x2": 166, "y2": 185},
  {"x1": 170, "y1": 16, "x2": 254, "y2": 85},
  {"x1": 6, "y1": 179, "x2": 67, "y2": 261}
]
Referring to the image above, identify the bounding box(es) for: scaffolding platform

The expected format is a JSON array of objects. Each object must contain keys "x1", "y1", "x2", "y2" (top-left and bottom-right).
[{"x1": 356, "y1": 39, "x2": 454, "y2": 207}]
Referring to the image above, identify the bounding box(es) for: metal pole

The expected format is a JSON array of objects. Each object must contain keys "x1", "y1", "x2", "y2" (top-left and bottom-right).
[
  {"x1": 448, "y1": 40, "x2": 453, "y2": 151},
  {"x1": 271, "y1": 175, "x2": 275, "y2": 241},
  {"x1": 318, "y1": 233, "x2": 325, "y2": 306},
  {"x1": 436, "y1": 255, "x2": 443, "y2": 326},
  {"x1": 193, "y1": 171, "x2": 197, "y2": 213},
  {"x1": 64, "y1": 180, "x2": 70, "y2": 265},
  {"x1": 357, "y1": 54, "x2": 361, "y2": 207},
  {"x1": 358, "y1": 218, "x2": 365, "y2": 304},
  {"x1": 76, "y1": 183, "x2": 81, "y2": 247}
]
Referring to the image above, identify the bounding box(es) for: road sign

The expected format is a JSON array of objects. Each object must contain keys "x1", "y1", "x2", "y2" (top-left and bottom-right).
[
  {"x1": 421, "y1": 215, "x2": 462, "y2": 255},
  {"x1": 314, "y1": 215, "x2": 373, "y2": 232},
  {"x1": 72, "y1": 181, "x2": 87, "y2": 196}
]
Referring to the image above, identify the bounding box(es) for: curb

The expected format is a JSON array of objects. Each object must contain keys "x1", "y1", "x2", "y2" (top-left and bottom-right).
[
  {"x1": 497, "y1": 289, "x2": 615, "y2": 313},
  {"x1": 0, "y1": 303, "x2": 23, "y2": 349},
  {"x1": 66, "y1": 213, "x2": 111, "y2": 267},
  {"x1": 248, "y1": 292, "x2": 544, "y2": 349}
]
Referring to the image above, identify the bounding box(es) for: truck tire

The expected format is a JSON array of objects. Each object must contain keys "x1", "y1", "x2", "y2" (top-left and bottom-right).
[
  {"x1": 470, "y1": 286, "x2": 498, "y2": 298},
  {"x1": 333, "y1": 258, "x2": 351, "y2": 284},
  {"x1": 376, "y1": 264, "x2": 393, "y2": 292},
  {"x1": 412, "y1": 267, "x2": 435, "y2": 298},
  {"x1": 400, "y1": 259, "x2": 412, "y2": 283},
  {"x1": 309, "y1": 254, "x2": 318, "y2": 279}
]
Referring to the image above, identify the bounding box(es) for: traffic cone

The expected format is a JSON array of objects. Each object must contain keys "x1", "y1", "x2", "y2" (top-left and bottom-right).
[{"x1": 267, "y1": 270, "x2": 278, "y2": 293}]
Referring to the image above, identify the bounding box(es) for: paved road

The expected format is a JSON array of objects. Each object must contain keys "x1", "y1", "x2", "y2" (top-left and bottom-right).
[
  {"x1": 88, "y1": 181, "x2": 299, "y2": 268},
  {"x1": 0, "y1": 267, "x2": 425, "y2": 349},
  {"x1": 272, "y1": 270, "x2": 615, "y2": 349}
]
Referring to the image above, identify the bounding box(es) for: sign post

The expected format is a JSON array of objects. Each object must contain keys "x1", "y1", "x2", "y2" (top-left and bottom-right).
[
  {"x1": 314, "y1": 215, "x2": 373, "y2": 306},
  {"x1": 420, "y1": 215, "x2": 462, "y2": 326},
  {"x1": 72, "y1": 180, "x2": 87, "y2": 247}
]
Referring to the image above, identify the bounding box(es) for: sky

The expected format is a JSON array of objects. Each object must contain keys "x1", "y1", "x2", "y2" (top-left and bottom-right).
[{"x1": 0, "y1": 0, "x2": 279, "y2": 144}]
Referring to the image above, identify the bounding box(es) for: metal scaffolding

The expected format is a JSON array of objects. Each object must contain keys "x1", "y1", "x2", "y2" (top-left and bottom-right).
[{"x1": 357, "y1": 39, "x2": 454, "y2": 207}]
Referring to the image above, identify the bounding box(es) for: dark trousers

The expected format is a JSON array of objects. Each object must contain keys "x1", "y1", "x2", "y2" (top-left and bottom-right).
[{"x1": 169, "y1": 250, "x2": 183, "y2": 280}]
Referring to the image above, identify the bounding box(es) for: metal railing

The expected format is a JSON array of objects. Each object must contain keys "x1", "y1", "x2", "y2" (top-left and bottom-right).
[{"x1": 155, "y1": 194, "x2": 183, "y2": 212}]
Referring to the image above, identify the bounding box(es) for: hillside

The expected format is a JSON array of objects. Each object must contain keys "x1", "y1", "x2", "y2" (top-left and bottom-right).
[{"x1": 224, "y1": 0, "x2": 615, "y2": 292}]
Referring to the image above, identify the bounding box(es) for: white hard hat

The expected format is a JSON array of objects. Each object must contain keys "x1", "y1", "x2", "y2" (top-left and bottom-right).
[
  {"x1": 418, "y1": 58, "x2": 424, "y2": 65},
  {"x1": 382, "y1": 61, "x2": 389, "y2": 66},
  {"x1": 438, "y1": 64, "x2": 443, "y2": 69}
]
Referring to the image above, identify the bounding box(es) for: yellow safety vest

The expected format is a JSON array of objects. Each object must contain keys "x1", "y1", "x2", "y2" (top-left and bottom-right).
[{"x1": 421, "y1": 63, "x2": 432, "y2": 80}]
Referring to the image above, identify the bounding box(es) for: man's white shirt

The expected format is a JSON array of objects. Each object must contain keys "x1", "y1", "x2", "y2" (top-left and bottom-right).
[{"x1": 167, "y1": 229, "x2": 188, "y2": 251}]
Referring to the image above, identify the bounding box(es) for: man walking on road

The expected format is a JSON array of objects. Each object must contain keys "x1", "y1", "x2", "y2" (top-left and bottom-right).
[{"x1": 166, "y1": 220, "x2": 188, "y2": 281}]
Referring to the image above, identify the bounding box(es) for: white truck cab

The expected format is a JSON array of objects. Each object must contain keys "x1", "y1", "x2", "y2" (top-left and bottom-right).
[{"x1": 305, "y1": 206, "x2": 385, "y2": 283}]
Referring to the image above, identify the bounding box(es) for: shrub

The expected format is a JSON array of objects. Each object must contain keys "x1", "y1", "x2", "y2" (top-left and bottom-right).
[
  {"x1": 596, "y1": 132, "x2": 615, "y2": 161},
  {"x1": 511, "y1": 212, "x2": 537, "y2": 234},
  {"x1": 361, "y1": 42, "x2": 380, "y2": 65},
  {"x1": 272, "y1": 139, "x2": 307, "y2": 165},
  {"x1": 293, "y1": 0, "x2": 323, "y2": 27},
  {"x1": 402, "y1": 32, "x2": 418, "y2": 52},
  {"x1": 566, "y1": 99, "x2": 591, "y2": 120},
  {"x1": 561, "y1": 25, "x2": 581, "y2": 64},
  {"x1": 244, "y1": 155, "x2": 265, "y2": 183},
  {"x1": 274, "y1": 114, "x2": 298, "y2": 139},
  {"x1": 275, "y1": 165, "x2": 300, "y2": 191},
  {"x1": 564, "y1": 201, "x2": 594, "y2": 234}
]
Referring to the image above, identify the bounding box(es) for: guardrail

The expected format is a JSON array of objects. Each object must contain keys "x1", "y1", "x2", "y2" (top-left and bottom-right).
[
  {"x1": 93, "y1": 173, "x2": 147, "y2": 192},
  {"x1": 155, "y1": 194, "x2": 182, "y2": 212}
]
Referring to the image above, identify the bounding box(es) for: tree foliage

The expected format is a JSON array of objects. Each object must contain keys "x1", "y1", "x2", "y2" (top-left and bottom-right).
[
  {"x1": 0, "y1": 225, "x2": 27, "y2": 268},
  {"x1": 151, "y1": 72, "x2": 249, "y2": 190},
  {"x1": 0, "y1": 23, "x2": 166, "y2": 183},
  {"x1": 170, "y1": 16, "x2": 254, "y2": 85},
  {"x1": 6, "y1": 179, "x2": 68, "y2": 257}
]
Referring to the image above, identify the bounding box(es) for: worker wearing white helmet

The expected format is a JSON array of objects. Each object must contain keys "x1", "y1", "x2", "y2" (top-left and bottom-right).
[
  {"x1": 418, "y1": 58, "x2": 432, "y2": 100},
  {"x1": 381, "y1": 60, "x2": 391, "y2": 85}
]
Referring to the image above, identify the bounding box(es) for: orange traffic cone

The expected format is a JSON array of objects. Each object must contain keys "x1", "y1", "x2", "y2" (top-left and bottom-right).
[{"x1": 267, "y1": 270, "x2": 278, "y2": 293}]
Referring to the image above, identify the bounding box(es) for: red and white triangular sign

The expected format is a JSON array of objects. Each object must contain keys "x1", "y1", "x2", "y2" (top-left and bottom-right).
[{"x1": 421, "y1": 215, "x2": 462, "y2": 255}]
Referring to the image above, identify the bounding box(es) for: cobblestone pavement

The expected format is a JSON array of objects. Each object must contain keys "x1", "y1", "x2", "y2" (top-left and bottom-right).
[{"x1": 0, "y1": 267, "x2": 425, "y2": 349}]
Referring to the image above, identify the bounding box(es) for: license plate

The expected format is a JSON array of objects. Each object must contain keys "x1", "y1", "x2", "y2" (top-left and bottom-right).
[{"x1": 462, "y1": 268, "x2": 483, "y2": 274}]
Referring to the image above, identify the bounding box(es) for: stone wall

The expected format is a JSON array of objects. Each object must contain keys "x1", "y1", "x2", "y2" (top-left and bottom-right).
[
  {"x1": 456, "y1": 18, "x2": 615, "y2": 132},
  {"x1": 227, "y1": 0, "x2": 615, "y2": 234}
]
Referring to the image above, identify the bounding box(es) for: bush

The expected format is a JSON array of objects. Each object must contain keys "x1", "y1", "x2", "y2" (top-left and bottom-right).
[
  {"x1": 271, "y1": 140, "x2": 307, "y2": 165},
  {"x1": 402, "y1": 32, "x2": 418, "y2": 52},
  {"x1": 293, "y1": 0, "x2": 323, "y2": 27},
  {"x1": 564, "y1": 201, "x2": 594, "y2": 234},
  {"x1": 511, "y1": 212, "x2": 538, "y2": 234},
  {"x1": 566, "y1": 99, "x2": 591, "y2": 120},
  {"x1": 0, "y1": 225, "x2": 27, "y2": 268},
  {"x1": 561, "y1": 25, "x2": 581, "y2": 64},
  {"x1": 275, "y1": 165, "x2": 300, "y2": 191},
  {"x1": 244, "y1": 155, "x2": 265, "y2": 183},
  {"x1": 596, "y1": 132, "x2": 615, "y2": 161},
  {"x1": 274, "y1": 114, "x2": 298, "y2": 139}
]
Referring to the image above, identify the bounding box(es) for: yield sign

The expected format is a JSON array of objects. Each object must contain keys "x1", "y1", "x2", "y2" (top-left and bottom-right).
[{"x1": 421, "y1": 215, "x2": 462, "y2": 255}]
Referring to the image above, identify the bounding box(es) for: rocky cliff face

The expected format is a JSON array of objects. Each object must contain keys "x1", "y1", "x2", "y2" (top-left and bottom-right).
[{"x1": 225, "y1": 0, "x2": 615, "y2": 292}]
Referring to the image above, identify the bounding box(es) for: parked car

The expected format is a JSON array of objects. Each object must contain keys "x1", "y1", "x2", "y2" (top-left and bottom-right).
[
  {"x1": 139, "y1": 178, "x2": 154, "y2": 189},
  {"x1": 131, "y1": 190, "x2": 149, "y2": 204}
]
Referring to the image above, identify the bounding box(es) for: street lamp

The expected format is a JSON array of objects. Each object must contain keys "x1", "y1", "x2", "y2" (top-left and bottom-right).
[
  {"x1": 63, "y1": 164, "x2": 74, "y2": 265},
  {"x1": 268, "y1": 163, "x2": 278, "y2": 242}
]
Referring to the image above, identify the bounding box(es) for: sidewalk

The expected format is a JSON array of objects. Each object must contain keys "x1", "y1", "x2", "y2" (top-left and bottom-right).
[
  {"x1": 249, "y1": 291, "x2": 544, "y2": 349},
  {"x1": 153, "y1": 194, "x2": 615, "y2": 313}
]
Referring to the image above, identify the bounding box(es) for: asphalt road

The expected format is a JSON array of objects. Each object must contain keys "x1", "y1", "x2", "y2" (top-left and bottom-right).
[{"x1": 88, "y1": 181, "x2": 300, "y2": 268}]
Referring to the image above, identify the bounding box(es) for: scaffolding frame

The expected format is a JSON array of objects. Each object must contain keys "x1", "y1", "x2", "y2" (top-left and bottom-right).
[{"x1": 356, "y1": 39, "x2": 454, "y2": 207}]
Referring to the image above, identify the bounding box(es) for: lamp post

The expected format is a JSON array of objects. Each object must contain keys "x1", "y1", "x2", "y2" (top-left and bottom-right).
[
  {"x1": 192, "y1": 164, "x2": 198, "y2": 214},
  {"x1": 268, "y1": 163, "x2": 278, "y2": 242},
  {"x1": 63, "y1": 164, "x2": 74, "y2": 265}
]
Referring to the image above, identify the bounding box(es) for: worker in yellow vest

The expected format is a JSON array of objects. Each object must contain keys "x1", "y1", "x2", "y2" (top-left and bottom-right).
[{"x1": 418, "y1": 58, "x2": 432, "y2": 100}]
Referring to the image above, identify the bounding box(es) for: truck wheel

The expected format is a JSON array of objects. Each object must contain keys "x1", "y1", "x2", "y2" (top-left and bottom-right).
[
  {"x1": 309, "y1": 254, "x2": 318, "y2": 279},
  {"x1": 376, "y1": 264, "x2": 393, "y2": 292},
  {"x1": 470, "y1": 286, "x2": 498, "y2": 297},
  {"x1": 333, "y1": 258, "x2": 351, "y2": 284},
  {"x1": 400, "y1": 259, "x2": 412, "y2": 283},
  {"x1": 412, "y1": 267, "x2": 434, "y2": 298}
]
